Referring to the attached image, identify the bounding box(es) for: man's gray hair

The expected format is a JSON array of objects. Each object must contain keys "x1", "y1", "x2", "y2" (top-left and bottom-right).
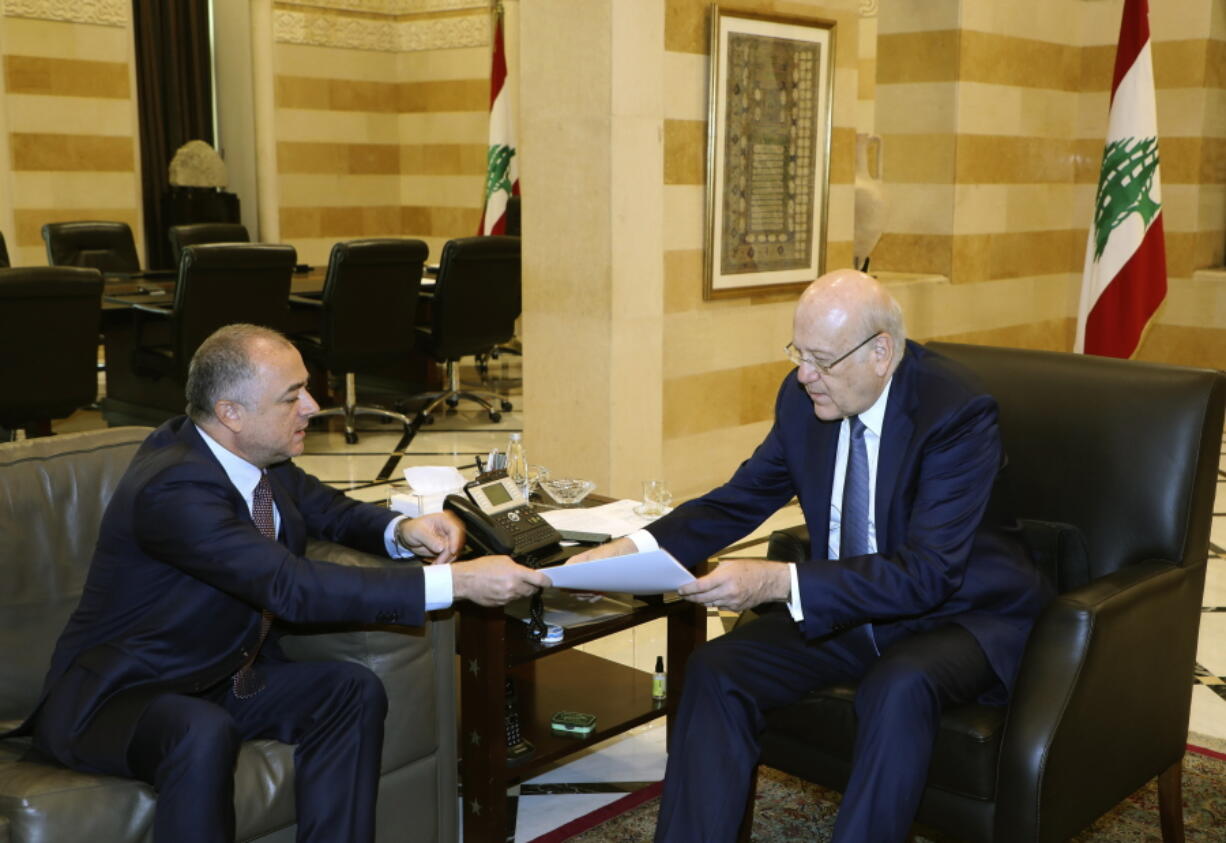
[
  {"x1": 859, "y1": 287, "x2": 907, "y2": 349},
  {"x1": 185, "y1": 324, "x2": 292, "y2": 423}
]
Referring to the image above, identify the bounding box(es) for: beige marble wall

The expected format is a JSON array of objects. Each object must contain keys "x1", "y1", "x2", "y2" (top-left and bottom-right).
[
  {"x1": 0, "y1": 11, "x2": 142, "y2": 266},
  {"x1": 871, "y1": 0, "x2": 1225, "y2": 367},
  {"x1": 269, "y1": 0, "x2": 491, "y2": 265}
]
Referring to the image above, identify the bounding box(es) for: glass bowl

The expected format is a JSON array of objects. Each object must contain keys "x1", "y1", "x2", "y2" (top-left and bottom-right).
[{"x1": 540, "y1": 477, "x2": 596, "y2": 506}]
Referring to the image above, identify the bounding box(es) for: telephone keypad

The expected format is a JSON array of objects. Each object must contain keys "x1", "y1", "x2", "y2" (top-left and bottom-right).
[{"x1": 492, "y1": 507, "x2": 558, "y2": 557}]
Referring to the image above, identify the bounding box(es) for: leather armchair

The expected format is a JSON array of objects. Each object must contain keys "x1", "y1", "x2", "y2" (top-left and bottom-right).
[
  {"x1": 168, "y1": 222, "x2": 250, "y2": 266},
  {"x1": 0, "y1": 428, "x2": 458, "y2": 842},
  {"x1": 743, "y1": 342, "x2": 1225, "y2": 842},
  {"x1": 41, "y1": 221, "x2": 141, "y2": 275}
]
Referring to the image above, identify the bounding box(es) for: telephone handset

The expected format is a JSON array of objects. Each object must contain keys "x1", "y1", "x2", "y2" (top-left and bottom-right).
[{"x1": 444, "y1": 473, "x2": 562, "y2": 563}]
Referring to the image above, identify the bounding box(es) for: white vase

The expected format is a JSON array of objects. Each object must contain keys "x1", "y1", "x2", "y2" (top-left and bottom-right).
[{"x1": 854, "y1": 133, "x2": 887, "y2": 272}]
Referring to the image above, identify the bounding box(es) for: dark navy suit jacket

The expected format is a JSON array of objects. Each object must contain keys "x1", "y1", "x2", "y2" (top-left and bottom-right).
[
  {"x1": 29, "y1": 417, "x2": 426, "y2": 766},
  {"x1": 647, "y1": 341, "x2": 1052, "y2": 697}
]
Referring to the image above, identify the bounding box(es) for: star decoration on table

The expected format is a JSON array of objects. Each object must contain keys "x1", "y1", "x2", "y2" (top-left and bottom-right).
[
  {"x1": 467, "y1": 658, "x2": 480, "y2": 677},
  {"x1": 469, "y1": 798, "x2": 482, "y2": 816},
  {"x1": 470, "y1": 730, "x2": 481, "y2": 746}
]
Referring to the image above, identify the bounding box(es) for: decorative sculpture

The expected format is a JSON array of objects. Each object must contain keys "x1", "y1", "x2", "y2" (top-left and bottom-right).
[
  {"x1": 853, "y1": 132, "x2": 887, "y2": 272},
  {"x1": 168, "y1": 140, "x2": 228, "y2": 188}
]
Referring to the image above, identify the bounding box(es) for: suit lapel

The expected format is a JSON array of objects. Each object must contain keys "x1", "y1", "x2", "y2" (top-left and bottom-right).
[
  {"x1": 266, "y1": 468, "x2": 304, "y2": 552},
  {"x1": 799, "y1": 410, "x2": 839, "y2": 553},
  {"x1": 875, "y1": 350, "x2": 918, "y2": 551}
]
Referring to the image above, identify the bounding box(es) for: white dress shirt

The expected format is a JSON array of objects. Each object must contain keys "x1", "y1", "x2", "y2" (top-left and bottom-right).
[
  {"x1": 196, "y1": 424, "x2": 453, "y2": 610},
  {"x1": 626, "y1": 378, "x2": 893, "y2": 623}
]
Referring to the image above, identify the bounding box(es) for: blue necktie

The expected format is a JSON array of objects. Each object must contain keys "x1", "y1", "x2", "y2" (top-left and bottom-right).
[{"x1": 840, "y1": 416, "x2": 869, "y2": 559}]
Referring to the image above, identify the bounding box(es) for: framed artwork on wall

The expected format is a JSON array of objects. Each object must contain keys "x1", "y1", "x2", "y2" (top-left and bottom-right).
[{"x1": 704, "y1": 6, "x2": 836, "y2": 300}]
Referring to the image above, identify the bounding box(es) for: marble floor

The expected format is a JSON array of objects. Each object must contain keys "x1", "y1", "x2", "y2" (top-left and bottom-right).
[{"x1": 46, "y1": 357, "x2": 1226, "y2": 842}]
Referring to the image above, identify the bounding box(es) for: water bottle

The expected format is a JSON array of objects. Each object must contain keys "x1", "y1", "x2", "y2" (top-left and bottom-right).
[{"x1": 506, "y1": 433, "x2": 528, "y2": 498}]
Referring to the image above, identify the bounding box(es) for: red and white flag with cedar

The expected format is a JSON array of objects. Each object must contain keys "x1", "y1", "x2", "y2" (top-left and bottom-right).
[
  {"x1": 479, "y1": 5, "x2": 518, "y2": 236},
  {"x1": 1075, "y1": 0, "x2": 1166, "y2": 358}
]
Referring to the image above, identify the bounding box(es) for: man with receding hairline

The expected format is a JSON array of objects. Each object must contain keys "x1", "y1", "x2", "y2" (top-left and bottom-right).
[
  {"x1": 25, "y1": 323, "x2": 550, "y2": 843},
  {"x1": 570, "y1": 270, "x2": 1051, "y2": 842}
]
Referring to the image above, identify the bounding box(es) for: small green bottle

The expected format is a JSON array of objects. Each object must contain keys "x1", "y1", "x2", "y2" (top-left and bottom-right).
[{"x1": 652, "y1": 656, "x2": 667, "y2": 701}]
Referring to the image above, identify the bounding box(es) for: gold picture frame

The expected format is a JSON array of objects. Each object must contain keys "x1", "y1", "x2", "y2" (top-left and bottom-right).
[{"x1": 704, "y1": 6, "x2": 836, "y2": 300}]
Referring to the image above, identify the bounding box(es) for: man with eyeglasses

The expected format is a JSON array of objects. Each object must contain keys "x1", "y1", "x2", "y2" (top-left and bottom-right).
[{"x1": 570, "y1": 268, "x2": 1051, "y2": 842}]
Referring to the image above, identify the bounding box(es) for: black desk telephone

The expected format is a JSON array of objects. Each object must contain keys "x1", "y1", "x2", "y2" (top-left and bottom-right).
[{"x1": 444, "y1": 473, "x2": 564, "y2": 566}]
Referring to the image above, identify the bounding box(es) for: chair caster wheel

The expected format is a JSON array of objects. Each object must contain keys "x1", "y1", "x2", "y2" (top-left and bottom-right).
[
  {"x1": 345, "y1": 431, "x2": 358, "y2": 445},
  {"x1": 489, "y1": 412, "x2": 502, "y2": 423},
  {"x1": 445, "y1": 396, "x2": 459, "y2": 408},
  {"x1": 423, "y1": 415, "x2": 435, "y2": 425},
  {"x1": 500, "y1": 400, "x2": 513, "y2": 411}
]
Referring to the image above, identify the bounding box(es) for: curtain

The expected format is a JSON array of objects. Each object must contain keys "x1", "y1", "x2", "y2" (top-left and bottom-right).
[{"x1": 131, "y1": 0, "x2": 214, "y2": 270}]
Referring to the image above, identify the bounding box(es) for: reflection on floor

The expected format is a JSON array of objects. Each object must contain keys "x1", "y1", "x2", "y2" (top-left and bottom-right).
[{"x1": 47, "y1": 359, "x2": 1226, "y2": 841}]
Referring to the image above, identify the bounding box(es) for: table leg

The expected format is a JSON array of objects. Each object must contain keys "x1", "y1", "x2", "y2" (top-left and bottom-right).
[
  {"x1": 665, "y1": 600, "x2": 707, "y2": 749},
  {"x1": 458, "y1": 605, "x2": 511, "y2": 842}
]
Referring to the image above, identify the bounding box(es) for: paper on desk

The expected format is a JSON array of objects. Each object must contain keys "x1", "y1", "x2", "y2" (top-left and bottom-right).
[
  {"x1": 542, "y1": 548, "x2": 695, "y2": 594},
  {"x1": 539, "y1": 498, "x2": 669, "y2": 538}
]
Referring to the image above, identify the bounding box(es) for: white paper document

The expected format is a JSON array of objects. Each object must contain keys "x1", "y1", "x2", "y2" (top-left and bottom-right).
[
  {"x1": 538, "y1": 498, "x2": 668, "y2": 538},
  {"x1": 542, "y1": 548, "x2": 695, "y2": 594}
]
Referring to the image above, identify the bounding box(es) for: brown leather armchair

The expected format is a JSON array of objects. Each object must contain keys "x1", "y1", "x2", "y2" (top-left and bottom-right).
[
  {"x1": 0, "y1": 428, "x2": 458, "y2": 842},
  {"x1": 744, "y1": 342, "x2": 1225, "y2": 842}
]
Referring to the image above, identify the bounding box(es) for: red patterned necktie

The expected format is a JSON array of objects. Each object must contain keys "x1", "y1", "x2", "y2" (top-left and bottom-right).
[{"x1": 233, "y1": 471, "x2": 276, "y2": 699}]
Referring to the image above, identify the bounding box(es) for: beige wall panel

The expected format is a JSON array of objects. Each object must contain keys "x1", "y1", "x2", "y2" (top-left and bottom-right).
[
  {"x1": 287, "y1": 237, "x2": 336, "y2": 267},
  {"x1": 1135, "y1": 324, "x2": 1226, "y2": 368},
  {"x1": 955, "y1": 84, "x2": 1079, "y2": 138},
  {"x1": 1206, "y1": 89, "x2": 1226, "y2": 137},
  {"x1": 275, "y1": 74, "x2": 399, "y2": 112},
  {"x1": 278, "y1": 174, "x2": 402, "y2": 207},
  {"x1": 1199, "y1": 184, "x2": 1226, "y2": 231},
  {"x1": 1199, "y1": 137, "x2": 1226, "y2": 183},
  {"x1": 276, "y1": 43, "x2": 398, "y2": 81},
  {"x1": 663, "y1": 248, "x2": 704, "y2": 314},
  {"x1": 1147, "y1": 0, "x2": 1215, "y2": 43},
  {"x1": 400, "y1": 142, "x2": 484, "y2": 175},
  {"x1": 949, "y1": 184, "x2": 1082, "y2": 235},
  {"x1": 960, "y1": 32, "x2": 1079, "y2": 91},
  {"x1": 877, "y1": 31, "x2": 961, "y2": 85},
  {"x1": 877, "y1": 0, "x2": 961, "y2": 35},
  {"x1": 885, "y1": 183, "x2": 956, "y2": 235},
  {"x1": 879, "y1": 133, "x2": 956, "y2": 184},
  {"x1": 664, "y1": 118, "x2": 705, "y2": 185},
  {"x1": 10, "y1": 132, "x2": 133, "y2": 171},
  {"x1": 829, "y1": 126, "x2": 856, "y2": 184},
  {"x1": 952, "y1": 230, "x2": 1083, "y2": 282},
  {"x1": 874, "y1": 82, "x2": 956, "y2": 134},
  {"x1": 927, "y1": 317, "x2": 1075, "y2": 351},
  {"x1": 662, "y1": 183, "x2": 704, "y2": 251},
  {"x1": 954, "y1": 135, "x2": 1075, "y2": 184},
  {"x1": 399, "y1": 205, "x2": 482, "y2": 236},
  {"x1": 277, "y1": 108, "x2": 401, "y2": 143},
  {"x1": 13, "y1": 206, "x2": 138, "y2": 247},
  {"x1": 277, "y1": 140, "x2": 400, "y2": 174},
  {"x1": 664, "y1": 305, "x2": 795, "y2": 379},
  {"x1": 1082, "y1": 40, "x2": 1216, "y2": 92},
  {"x1": 662, "y1": 51, "x2": 708, "y2": 121},
  {"x1": 827, "y1": 239, "x2": 853, "y2": 269},
  {"x1": 1153, "y1": 89, "x2": 1221, "y2": 139},
  {"x1": 10, "y1": 171, "x2": 137, "y2": 210},
  {"x1": 960, "y1": 0, "x2": 1084, "y2": 46},
  {"x1": 1, "y1": 18, "x2": 128, "y2": 61},
  {"x1": 664, "y1": 421, "x2": 774, "y2": 501},
  {"x1": 663, "y1": 360, "x2": 792, "y2": 439},
  {"x1": 873, "y1": 233, "x2": 952, "y2": 277},
  {"x1": 398, "y1": 79, "x2": 486, "y2": 112},
  {"x1": 663, "y1": 0, "x2": 708, "y2": 56},
  {"x1": 279, "y1": 204, "x2": 404, "y2": 239},
  {"x1": 4, "y1": 93, "x2": 133, "y2": 135},
  {"x1": 826, "y1": 183, "x2": 854, "y2": 242},
  {"x1": 397, "y1": 111, "x2": 486, "y2": 143},
  {"x1": 3, "y1": 55, "x2": 128, "y2": 99},
  {"x1": 1159, "y1": 275, "x2": 1226, "y2": 329},
  {"x1": 398, "y1": 174, "x2": 483, "y2": 207},
  {"x1": 895, "y1": 274, "x2": 1073, "y2": 340},
  {"x1": 396, "y1": 46, "x2": 486, "y2": 82},
  {"x1": 1162, "y1": 184, "x2": 1204, "y2": 232}
]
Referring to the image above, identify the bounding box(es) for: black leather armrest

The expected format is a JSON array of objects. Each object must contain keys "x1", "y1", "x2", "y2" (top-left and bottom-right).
[
  {"x1": 994, "y1": 558, "x2": 1195, "y2": 838},
  {"x1": 288, "y1": 294, "x2": 323, "y2": 308}
]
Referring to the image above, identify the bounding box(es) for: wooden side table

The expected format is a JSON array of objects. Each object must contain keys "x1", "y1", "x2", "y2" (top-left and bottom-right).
[{"x1": 457, "y1": 589, "x2": 706, "y2": 841}]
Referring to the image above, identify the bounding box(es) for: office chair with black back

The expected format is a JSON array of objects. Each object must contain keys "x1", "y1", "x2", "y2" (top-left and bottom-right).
[
  {"x1": 291, "y1": 238, "x2": 428, "y2": 445},
  {"x1": 42, "y1": 221, "x2": 141, "y2": 274},
  {"x1": 738, "y1": 343, "x2": 1225, "y2": 843},
  {"x1": 168, "y1": 222, "x2": 250, "y2": 266},
  {"x1": 130, "y1": 243, "x2": 295, "y2": 385},
  {"x1": 0, "y1": 267, "x2": 103, "y2": 440},
  {"x1": 410, "y1": 236, "x2": 518, "y2": 425}
]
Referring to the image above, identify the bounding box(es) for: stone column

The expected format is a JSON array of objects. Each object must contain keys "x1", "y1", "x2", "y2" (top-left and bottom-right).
[{"x1": 519, "y1": 0, "x2": 665, "y2": 499}]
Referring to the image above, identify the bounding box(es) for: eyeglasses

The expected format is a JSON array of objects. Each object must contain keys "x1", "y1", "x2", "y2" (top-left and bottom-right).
[{"x1": 785, "y1": 331, "x2": 881, "y2": 375}]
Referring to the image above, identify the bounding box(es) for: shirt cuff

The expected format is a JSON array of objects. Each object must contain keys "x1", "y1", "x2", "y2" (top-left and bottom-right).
[
  {"x1": 386, "y1": 515, "x2": 412, "y2": 558},
  {"x1": 785, "y1": 562, "x2": 804, "y2": 622},
  {"x1": 422, "y1": 564, "x2": 454, "y2": 611},
  {"x1": 626, "y1": 529, "x2": 659, "y2": 552}
]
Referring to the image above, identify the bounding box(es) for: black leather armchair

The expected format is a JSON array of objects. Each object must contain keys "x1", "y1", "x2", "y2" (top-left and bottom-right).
[
  {"x1": 292, "y1": 238, "x2": 428, "y2": 444},
  {"x1": 168, "y1": 222, "x2": 250, "y2": 266},
  {"x1": 744, "y1": 342, "x2": 1225, "y2": 842},
  {"x1": 41, "y1": 221, "x2": 141, "y2": 274},
  {"x1": 0, "y1": 267, "x2": 103, "y2": 439},
  {"x1": 411, "y1": 236, "x2": 518, "y2": 424}
]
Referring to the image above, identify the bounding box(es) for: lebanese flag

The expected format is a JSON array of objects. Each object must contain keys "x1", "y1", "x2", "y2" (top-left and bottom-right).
[
  {"x1": 1075, "y1": 0, "x2": 1166, "y2": 358},
  {"x1": 478, "y1": 7, "x2": 519, "y2": 235}
]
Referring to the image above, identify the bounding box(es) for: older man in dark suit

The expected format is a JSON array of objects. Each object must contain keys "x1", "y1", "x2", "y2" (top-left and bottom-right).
[
  {"x1": 27, "y1": 323, "x2": 550, "y2": 843},
  {"x1": 572, "y1": 269, "x2": 1052, "y2": 842}
]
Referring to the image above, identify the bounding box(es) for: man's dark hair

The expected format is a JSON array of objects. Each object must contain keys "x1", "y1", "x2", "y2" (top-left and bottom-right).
[{"x1": 185, "y1": 324, "x2": 292, "y2": 423}]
